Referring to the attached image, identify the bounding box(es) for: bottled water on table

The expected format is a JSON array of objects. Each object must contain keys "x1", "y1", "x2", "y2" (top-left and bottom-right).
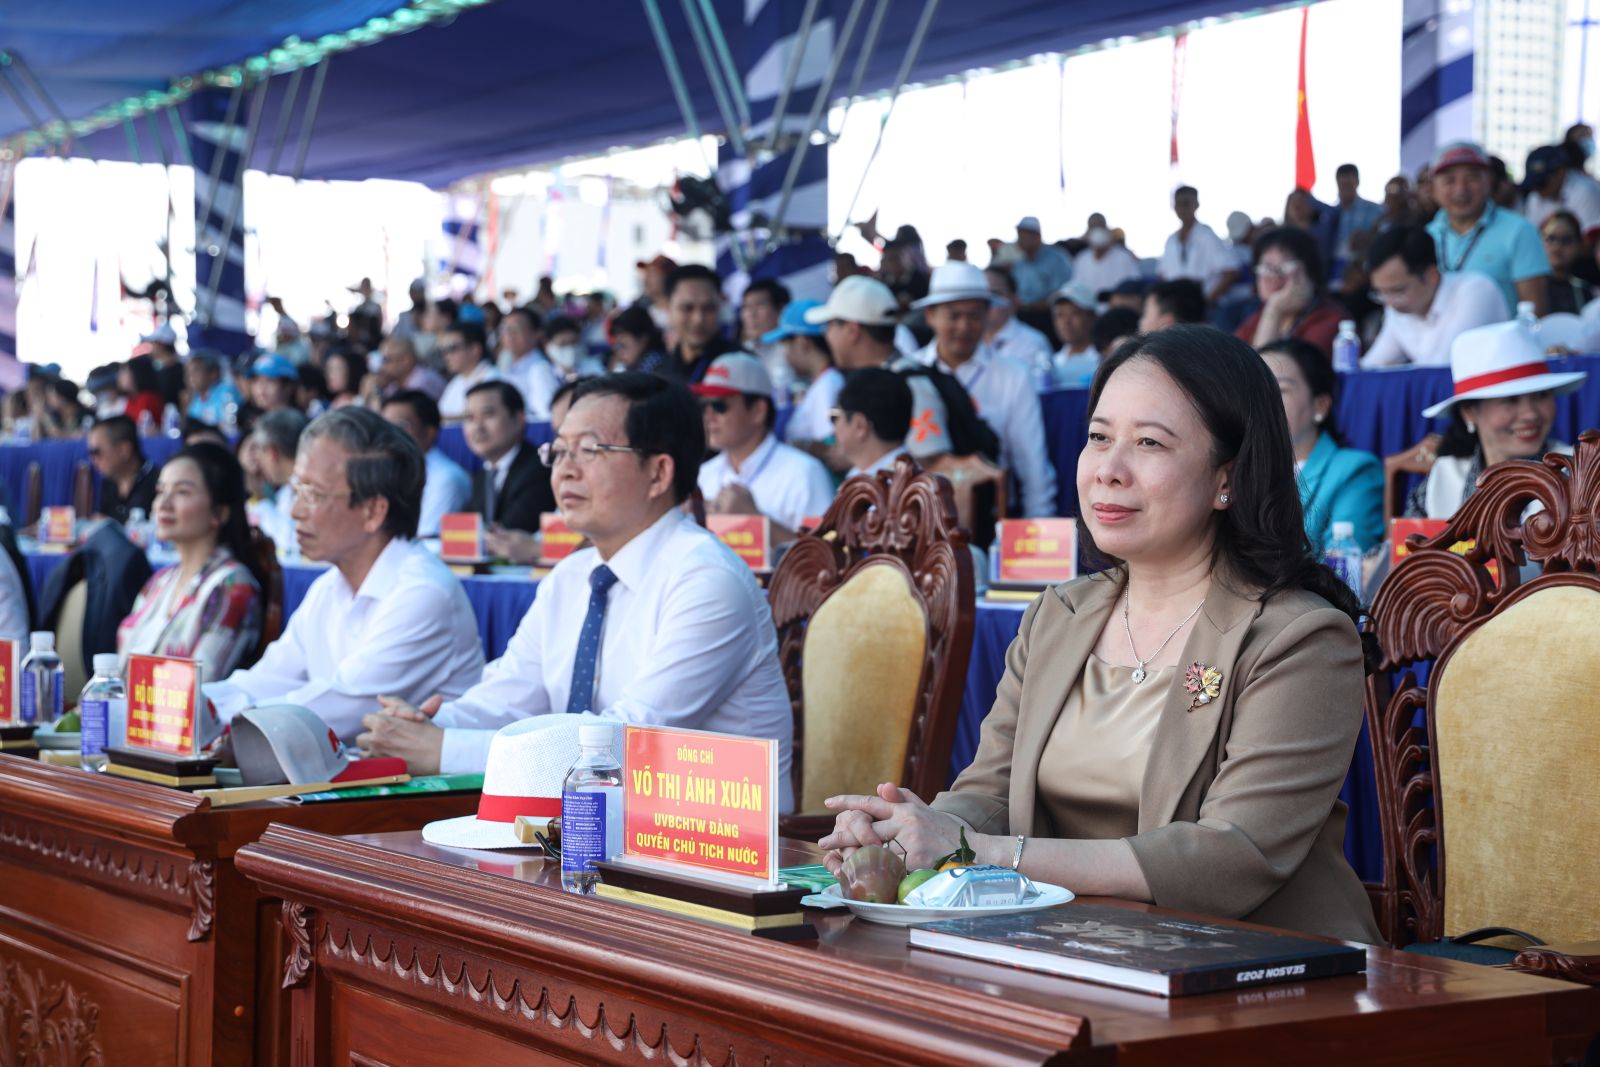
[
  {"x1": 1332, "y1": 320, "x2": 1361, "y2": 373},
  {"x1": 1323, "y1": 521, "x2": 1364, "y2": 603},
  {"x1": 79, "y1": 653, "x2": 125, "y2": 771},
  {"x1": 1516, "y1": 301, "x2": 1538, "y2": 332},
  {"x1": 20, "y1": 632, "x2": 64, "y2": 726},
  {"x1": 561, "y1": 723, "x2": 623, "y2": 895}
]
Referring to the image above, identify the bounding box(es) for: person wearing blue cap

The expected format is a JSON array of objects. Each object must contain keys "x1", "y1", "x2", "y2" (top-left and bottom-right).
[
  {"x1": 765, "y1": 299, "x2": 843, "y2": 452},
  {"x1": 248, "y1": 352, "x2": 300, "y2": 414}
]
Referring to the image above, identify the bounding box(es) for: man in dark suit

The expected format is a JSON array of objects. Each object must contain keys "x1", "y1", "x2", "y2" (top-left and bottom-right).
[{"x1": 464, "y1": 381, "x2": 553, "y2": 533}]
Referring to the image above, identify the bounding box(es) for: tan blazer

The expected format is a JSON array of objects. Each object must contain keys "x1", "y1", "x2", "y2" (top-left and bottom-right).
[{"x1": 934, "y1": 571, "x2": 1382, "y2": 944}]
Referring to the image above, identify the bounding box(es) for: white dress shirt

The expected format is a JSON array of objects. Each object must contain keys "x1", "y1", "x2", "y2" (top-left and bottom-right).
[
  {"x1": 249, "y1": 483, "x2": 297, "y2": 556},
  {"x1": 1071, "y1": 246, "x2": 1143, "y2": 296},
  {"x1": 437, "y1": 361, "x2": 503, "y2": 420},
  {"x1": 784, "y1": 366, "x2": 844, "y2": 445},
  {"x1": 0, "y1": 548, "x2": 28, "y2": 644},
  {"x1": 1159, "y1": 223, "x2": 1233, "y2": 293},
  {"x1": 1052, "y1": 345, "x2": 1101, "y2": 388},
  {"x1": 846, "y1": 444, "x2": 907, "y2": 480},
  {"x1": 429, "y1": 509, "x2": 795, "y2": 811},
  {"x1": 989, "y1": 315, "x2": 1053, "y2": 370},
  {"x1": 911, "y1": 341, "x2": 1057, "y2": 517},
  {"x1": 698, "y1": 434, "x2": 835, "y2": 531},
  {"x1": 1361, "y1": 271, "x2": 1510, "y2": 368},
  {"x1": 205, "y1": 538, "x2": 485, "y2": 743},
  {"x1": 509, "y1": 349, "x2": 563, "y2": 421},
  {"x1": 419, "y1": 447, "x2": 471, "y2": 537}
]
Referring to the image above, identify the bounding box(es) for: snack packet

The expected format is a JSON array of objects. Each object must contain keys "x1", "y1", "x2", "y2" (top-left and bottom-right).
[{"x1": 902, "y1": 864, "x2": 1036, "y2": 908}]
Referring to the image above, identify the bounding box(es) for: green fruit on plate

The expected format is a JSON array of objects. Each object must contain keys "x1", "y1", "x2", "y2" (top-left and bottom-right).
[
  {"x1": 897, "y1": 868, "x2": 939, "y2": 904},
  {"x1": 55, "y1": 712, "x2": 80, "y2": 732}
]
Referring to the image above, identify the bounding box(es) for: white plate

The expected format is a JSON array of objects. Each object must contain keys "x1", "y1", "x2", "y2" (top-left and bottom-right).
[{"x1": 811, "y1": 881, "x2": 1075, "y2": 926}]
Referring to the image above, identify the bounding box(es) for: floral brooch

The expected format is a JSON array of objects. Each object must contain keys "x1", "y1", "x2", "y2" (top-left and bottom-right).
[{"x1": 1183, "y1": 662, "x2": 1223, "y2": 712}]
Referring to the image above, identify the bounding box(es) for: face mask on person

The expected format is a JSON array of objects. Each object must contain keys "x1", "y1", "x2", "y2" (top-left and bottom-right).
[
  {"x1": 1087, "y1": 228, "x2": 1112, "y2": 250},
  {"x1": 1582, "y1": 137, "x2": 1596, "y2": 161},
  {"x1": 547, "y1": 343, "x2": 584, "y2": 370}
]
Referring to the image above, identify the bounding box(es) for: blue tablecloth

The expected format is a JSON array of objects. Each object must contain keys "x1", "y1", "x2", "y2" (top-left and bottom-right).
[{"x1": 952, "y1": 596, "x2": 1382, "y2": 883}]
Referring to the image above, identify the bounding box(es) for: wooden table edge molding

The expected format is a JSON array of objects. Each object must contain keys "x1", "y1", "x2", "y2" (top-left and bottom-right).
[{"x1": 236, "y1": 824, "x2": 1097, "y2": 1067}]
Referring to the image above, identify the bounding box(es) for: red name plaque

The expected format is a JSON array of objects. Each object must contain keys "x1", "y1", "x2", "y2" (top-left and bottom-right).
[
  {"x1": 125, "y1": 655, "x2": 202, "y2": 756},
  {"x1": 994, "y1": 518, "x2": 1077, "y2": 586},
  {"x1": 1390, "y1": 519, "x2": 1497, "y2": 583},
  {"x1": 622, "y1": 724, "x2": 778, "y2": 885},
  {"x1": 0, "y1": 639, "x2": 16, "y2": 722},
  {"x1": 438, "y1": 512, "x2": 485, "y2": 562},
  {"x1": 539, "y1": 512, "x2": 582, "y2": 565},
  {"x1": 706, "y1": 515, "x2": 771, "y2": 570},
  {"x1": 40, "y1": 506, "x2": 75, "y2": 545}
]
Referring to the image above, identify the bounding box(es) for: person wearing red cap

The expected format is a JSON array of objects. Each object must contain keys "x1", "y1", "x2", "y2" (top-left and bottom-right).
[{"x1": 1424, "y1": 140, "x2": 1549, "y2": 315}]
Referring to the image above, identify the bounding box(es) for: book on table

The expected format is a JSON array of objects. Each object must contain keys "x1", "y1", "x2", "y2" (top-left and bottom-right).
[{"x1": 908, "y1": 903, "x2": 1365, "y2": 997}]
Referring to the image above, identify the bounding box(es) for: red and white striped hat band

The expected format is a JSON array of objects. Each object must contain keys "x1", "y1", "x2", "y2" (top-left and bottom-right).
[
  {"x1": 423, "y1": 717, "x2": 617, "y2": 850},
  {"x1": 1420, "y1": 321, "x2": 1588, "y2": 419}
]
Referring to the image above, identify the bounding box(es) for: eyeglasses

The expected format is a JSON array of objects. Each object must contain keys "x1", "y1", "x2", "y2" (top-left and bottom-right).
[
  {"x1": 289, "y1": 478, "x2": 352, "y2": 510},
  {"x1": 1542, "y1": 231, "x2": 1579, "y2": 246},
  {"x1": 1255, "y1": 261, "x2": 1302, "y2": 281},
  {"x1": 537, "y1": 440, "x2": 649, "y2": 468}
]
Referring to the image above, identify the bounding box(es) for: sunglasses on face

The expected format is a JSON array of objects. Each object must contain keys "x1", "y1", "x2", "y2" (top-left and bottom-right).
[{"x1": 701, "y1": 397, "x2": 746, "y2": 415}]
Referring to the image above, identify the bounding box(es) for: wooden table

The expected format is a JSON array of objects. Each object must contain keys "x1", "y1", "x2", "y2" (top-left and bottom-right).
[
  {"x1": 235, "y1": 829, "x2": 1600, "y2": 1066},
  {"x1": 0, "y1": 755, "x2": 478, "y2": 1066}
]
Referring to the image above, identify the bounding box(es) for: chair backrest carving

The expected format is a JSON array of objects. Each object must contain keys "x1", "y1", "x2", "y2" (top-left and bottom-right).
[
  {"x1": 1364, "y1": 430, "x2": 1600, "y2": 947},
  {"x1": 768, "y1": 456, "x2": 975, "y2": 824}
]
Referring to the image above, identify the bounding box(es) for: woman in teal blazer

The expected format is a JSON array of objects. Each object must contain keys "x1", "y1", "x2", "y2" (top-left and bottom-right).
[{"x1": 1260, "y1": 339, "x2": 1384, "y2": 552}]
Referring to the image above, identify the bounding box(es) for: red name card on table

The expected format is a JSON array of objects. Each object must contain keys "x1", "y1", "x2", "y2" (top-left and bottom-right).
[
  {"x1": 125, "y1": 655, "x2": 202, "y2": 756},
  {"x1": 622, "y1": 724, "x2": 778, "y2": 885},
  {"x1": 539, "y1": 512, "x2": 582, "y2": 565},
  {"x1": 0, "y1": 639, "x2": 17, "y2": 722},
  {"x1": 995, "y1": 518, "x2": 1077, "y2": 586},
  {"x1": 1390, "y1": 519, "x2": 1497, "y2": 583},
  {"x1": 707, "y1": 515, "x2": 771, "y2": 570},
  {"x1": 40, "y1": 506, "x2": 75, "y2": 545},
  {"x1": 438, "y1": 512, "x2": 485, "y2": 562}
]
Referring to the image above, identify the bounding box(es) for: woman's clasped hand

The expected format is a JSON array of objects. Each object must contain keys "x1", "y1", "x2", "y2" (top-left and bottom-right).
[{"x1": 820, "y1": 782, "x2": 976, "y2": 875}]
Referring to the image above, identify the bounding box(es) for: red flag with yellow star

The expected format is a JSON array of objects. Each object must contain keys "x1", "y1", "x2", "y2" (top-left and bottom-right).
[{"x1": 1295, "y1": 8, "x2": 1316, "y2": 189}]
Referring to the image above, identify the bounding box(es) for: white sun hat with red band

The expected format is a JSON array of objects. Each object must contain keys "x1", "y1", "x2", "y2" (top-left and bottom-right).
[
  {"x1": 423, "y1": 717, "x2": 608, "y2": 850},
  {"x1": 1421, "y1": 321, "x2": 1588, "y2": 419}
]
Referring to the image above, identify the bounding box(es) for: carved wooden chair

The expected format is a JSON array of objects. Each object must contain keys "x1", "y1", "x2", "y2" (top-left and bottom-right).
[
  {"x1": 247, "y1": 528, "x2": 284, "y2": 667},
  {"x1": 768, "y1": 455, "x2": 975, "y2": 840},
  {"x1": 71, "y1": 460, "x2": 94, "y2": 518},
  {"x1": 24, "y1": 460, "x2": 42, "y2": 527},
  {"x1": 1382, "y1": 437, "x2": 1438, "y2": 525},
  {"x1": 1364, "y1": 430, "x2": 1600, "y2": 985}
]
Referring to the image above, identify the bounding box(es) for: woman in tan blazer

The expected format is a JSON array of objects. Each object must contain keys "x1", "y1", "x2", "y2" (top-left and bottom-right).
[{"x1": 822, "y1": 325, "x2": 1382, "y2": 944}]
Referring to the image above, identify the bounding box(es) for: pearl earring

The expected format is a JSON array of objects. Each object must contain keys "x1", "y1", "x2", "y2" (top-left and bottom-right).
[
  {"x1": 1219, "y1": 494, "x2": 1230, "y2": 505},
  {"x1": 1314, "y1": 413, "x2": 1324, "y2": 424},
  {"x1": 1465, "y1": 421, "x2": 1476, "y2": 434}
]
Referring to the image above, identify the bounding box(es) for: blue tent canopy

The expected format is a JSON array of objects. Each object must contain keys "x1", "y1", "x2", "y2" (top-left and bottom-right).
[{"x1": 4, "y1": 0, "x2": 1260, "y2": 187}]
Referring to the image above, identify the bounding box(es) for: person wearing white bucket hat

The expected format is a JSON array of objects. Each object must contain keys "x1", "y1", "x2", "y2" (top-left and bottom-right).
[
  {"x1": 1404, "y1": 321, "x2": 1586, "y2": 518},
  {"x1": 910, "y1": 262, "x2": 1057, "y2": 517},
  {"x1": 357, "y1": 373, "x2": 795, "y2": 813}
]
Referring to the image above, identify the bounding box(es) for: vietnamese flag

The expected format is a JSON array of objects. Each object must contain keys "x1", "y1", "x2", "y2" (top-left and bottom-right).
[{"x1": 1295, "y1": 7, "x2": 1316, "y2": 190}]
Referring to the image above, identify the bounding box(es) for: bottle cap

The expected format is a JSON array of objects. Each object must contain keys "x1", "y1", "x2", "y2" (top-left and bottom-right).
[
  {"x1": 92, "y1": 653, "x2": 121, "y2": 676},
  {"x1": 1331, "y1": 521, "x2": 1355, "y2": 540},
  {"x1": 29, "y1": 631, "x2": 55, "y2": 651},
  {"x1": 578, "y1": 722, "x2": 617, "y2": 749},
  {"x1": 1338, "y1": 320, "x2": 1356, "y2": 330}
]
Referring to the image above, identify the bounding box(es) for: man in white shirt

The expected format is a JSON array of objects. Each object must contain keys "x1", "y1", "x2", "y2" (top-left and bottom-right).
[
  {"x1": 910, "y1": 262, "x2": 1057, "y2": 517},
  {"x1": 436, "y1": 322, "x2": 502, "y2": 420},
  {"x1": 499, "y1": 307, "x2": 563, "y2": 422},
  {"x1": 205, "y1": 408, "x2": 484, "y2": 743},
  {"x1": 1071, "y1": 225, "x2": 1143, "y2": 298},
  {"x1": 695, "y1": 354, "x2": 834, "y2": 537},
  {"x1": 381, "y1": 390, "x2": 470, "y2": 537},
  {"x1": 1523, "y1": 145, "x2": 1600, "y2": 236},
  {"x1": 1050, "y1": 281, "x2": 1101, "y2": 388},
  {"x1": 832, "y1": 368, "x2": 911, "y2": 479},
  {"x1": 768, "y1": 299, "x2": 843, "y2": 450},
  {"x1": 983, "y1": 265, "x2": 1053, "y2": 371},
  {"x1": 356, "y1": 374, "x2": 794, "y2": 810},
  {"x1": 1158, "y1": 185, "x2": 1239, "y2": 305},
  {"x1": 1361, "y1": 225, "x2": 1509, "y2": 368}
]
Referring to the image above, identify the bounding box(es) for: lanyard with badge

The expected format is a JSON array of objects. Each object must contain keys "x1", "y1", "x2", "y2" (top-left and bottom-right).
[
  {"x1": 729, "y1": 439, "x2": 776, "y2": 490},
  {"x1": 1442, "y1": 205, "x2": 1493, "y2": 273}
]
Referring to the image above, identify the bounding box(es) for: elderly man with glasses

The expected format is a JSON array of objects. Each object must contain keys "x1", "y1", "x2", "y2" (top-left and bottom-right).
[
  {"x1": 204, "y1": 407, "x2": 484, "y2": 744},
  {"x1": 356, "y1": 374, "x2": 795, "y2": 811}
]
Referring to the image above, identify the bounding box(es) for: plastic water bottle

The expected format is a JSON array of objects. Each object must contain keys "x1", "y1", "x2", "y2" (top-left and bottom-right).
[
  {"x1": 1516, "y1": 300, "x2": 1538, "y2": 332},
  {"x1": 1332, "y1": 320, "x2": 1361, "y2": 373},
  {"x1": 1324, "y1": 521, "x2": 1364, "y2": 602},
  {"x1": 126, "y1": 507, "x2": 149, "y2": 548},
  {"x1": 560, "y1": 722, "x2": 623, "y2": 895},
  {"x1": 1033, "y1": 352, "x2": 1057, "y2": 392},
  {"x1": 162, "y1": 403, "x2": 182, "y2": 437},
  {"x1": 136, "y1": 409, "x2": 155, "y2": 437},
  {"x1": 19, "y1": 632, "x2": 64, "y2": 726},
  {"x1": 221, "y1": 400, "x2": 239, "y2": 436},
  {"x1": 79, "y1": 654, "x2": 124, "y2": 771}
]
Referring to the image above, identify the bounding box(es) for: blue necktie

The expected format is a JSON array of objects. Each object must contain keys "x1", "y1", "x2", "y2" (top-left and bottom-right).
[{"x1": 566, "y1": 564, "x2": 618, "y2": 713}]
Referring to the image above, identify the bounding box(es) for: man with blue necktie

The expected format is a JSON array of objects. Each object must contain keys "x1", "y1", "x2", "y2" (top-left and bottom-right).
[{"x1": 357, "y1": 373, "x2": 795, "y2": 812}]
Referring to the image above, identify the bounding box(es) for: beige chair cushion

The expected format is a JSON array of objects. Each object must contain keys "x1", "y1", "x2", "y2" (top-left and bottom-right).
[
  {"x1": 56, "y1": 580, "x2": 90, "y2": 704},
  {"x1": 799, "y1": 562, "x2": 927, "y2": 813},
  {"x1": 1434, "y1": 585, "x2": 1600, "y2": 944}
]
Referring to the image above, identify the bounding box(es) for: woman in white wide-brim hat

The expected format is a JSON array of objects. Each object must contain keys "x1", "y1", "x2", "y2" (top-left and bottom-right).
[{"x1": 1405, "y1": 321, "x2": 1587, "y2": 518}]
